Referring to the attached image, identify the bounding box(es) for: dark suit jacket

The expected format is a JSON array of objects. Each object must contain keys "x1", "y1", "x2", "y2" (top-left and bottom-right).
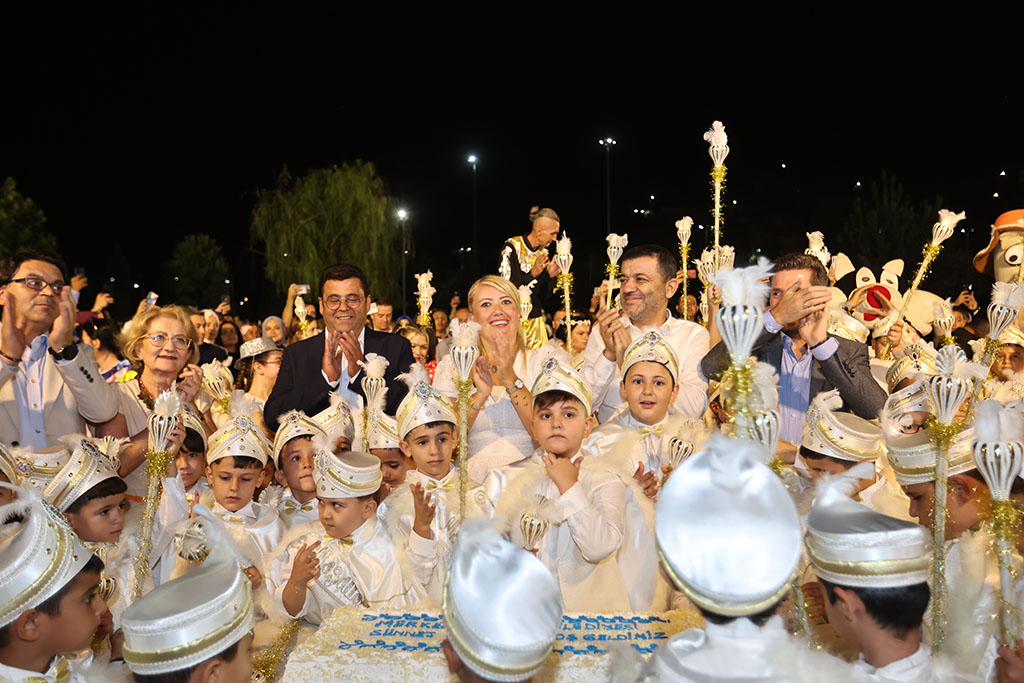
[
  {"x1": 264, "y1": 328, "x2": 415, "y2": 430},
  {"x1": 700, "y1": 329, "x2": 886, "y2": 420}
]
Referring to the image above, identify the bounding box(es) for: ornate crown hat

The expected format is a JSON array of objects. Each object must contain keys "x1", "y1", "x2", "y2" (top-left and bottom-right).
[
  {"x1": 314, "y1": 450, "x2": 382, "y2": 499},
  {"x1": 442, "y1": 523, "x2": 564, "y2": 682},
  {"x1": 206, "y1": 414, "x2": 272, "y2": 467},
  {"x1": 396, "y1": 364, "x2": 458, "y2": 439},
  {"x1": 34, "y1": 438, "x2": 122, "y2": 512},
  {"x1": 801, "y1": 391, "x2": 883, "y2": 463},
  {"x1": 272, "y1": 410, "x2": 328, "y2": 467},
  {"x1": 621, "y1": 330, "x2": 680, "y2": 383},
  {"x1": 655, "y1": 434, "x2": 802, "y2": 616},
  {"x1": 313, "y1": 393, "x2": 356, "y2": 446},
  {"x1": 0, "y1": 485, "x2": 94, "y2": 627},
  {"x1": 885, "y1": 427, "x2": 976, "y2": 486},
  {"x1": 120, "y1": 505, "x2": 254, "y2": 675},
  {"x1": 531, "y1": 359, "x2": 593, "y2": 415}
]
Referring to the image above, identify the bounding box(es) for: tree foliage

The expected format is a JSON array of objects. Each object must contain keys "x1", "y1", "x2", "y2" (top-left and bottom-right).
[
  {"x1": 167, "y1": 233, "x2": 230, "y2": 306},
  {"x1": 0, "y1": 177, "x2": 58, "y2": 259},
  {"x1": 838, "y1": 172, "x2": 944, "y2": 266},
  {"x1": 249, "y1": 161, "x2": 402, "y2": 301}
]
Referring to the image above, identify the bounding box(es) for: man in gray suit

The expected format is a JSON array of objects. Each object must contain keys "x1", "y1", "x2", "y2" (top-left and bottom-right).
[{"x1": 701, "y1": 252, "x2": 885, "y2": 446}]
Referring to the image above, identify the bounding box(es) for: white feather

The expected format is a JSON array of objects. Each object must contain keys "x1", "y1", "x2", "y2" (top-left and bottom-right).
[
  {"x1": 933, "y1": 298, "x2": 953, "y2": 320},
  {"x1": 813, "y1": 388, "x2": 844, "y2": 413},
  {"x1": 152, "y1": 385, "x2": 181, "y2": 419},
  {"x1": 709, "y1": 257, "x2": 772, "y2": 308},
  {"x1": 992, "y1": 281, "x2": 1024, "y2": 309},
  {"x1": 358, "y1": 353, "x2": 389, "y2": 380},
  {"x1": 703, "y1": 120, "x2": 728, "y2": 148},
  {"x1": 449, "y1": 319, "x2": 481, "y2": 348},
  {"x1": 813, "y1": 460, "x2": 876, "y2": 502},
  {"x1": 973, "y1": 400, "x2": 1003, "y2": 443},
  {"x1": 396, "y1": 363, "x2": 431, "y2": 394},
  {"x1": 953, "y1": 362, "x2": 989, "y2": 381}
]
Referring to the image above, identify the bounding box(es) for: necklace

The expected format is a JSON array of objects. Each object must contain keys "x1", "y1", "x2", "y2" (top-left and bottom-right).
[{"x1": 137, "y1": 379, "x2": 156, "y2": 410}]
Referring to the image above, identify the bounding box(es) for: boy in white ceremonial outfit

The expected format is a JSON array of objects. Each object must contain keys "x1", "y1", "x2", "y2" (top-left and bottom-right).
[
  {"x1": 268, "y1": 450, "x2": 419, "y2": 624},
  {"x1": 270, "y1": 410, "x2": 327, "y2": 529},
  {"x1": 441, "y1": 522, "x2": 564, "y2": 683},
  {"x1": 639, "y1": 434, "x2": 852, "y2": 682},
  {"x1": 482, "y1": 359, "x2": 632, "y2": 612},
  {"x1": 384, "y1": 363, "x2": 483, "y2": 605},
  {"x1": 176, "y1": 409, "x2": 212, "y2": 510},
  {"x1": 120, "y1": 506, "x2": 256, "y2": 683},
  {"x1": 312, "y1": 392, "x2": 355, "y2": 455}
]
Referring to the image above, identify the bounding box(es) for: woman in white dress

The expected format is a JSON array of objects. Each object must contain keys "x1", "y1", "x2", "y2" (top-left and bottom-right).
[{"x1": 433, "y1": 275, "x2": 567, "y2": 482}]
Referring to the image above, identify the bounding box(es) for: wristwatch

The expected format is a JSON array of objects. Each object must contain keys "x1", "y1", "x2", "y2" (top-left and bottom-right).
[
  {"x1": 512, "y1": 377, "x2": 525, "y2": 391},
  {"x1": 48, "y1": 343, "x2": 79, "y2": 362}
]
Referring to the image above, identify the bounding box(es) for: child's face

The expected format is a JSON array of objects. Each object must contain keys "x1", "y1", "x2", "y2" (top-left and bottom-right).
[
  {"x1": 803, "y1": 457, "x2": 875, "y2": 494},
  {"x1": 275, "y1": 437, "x2": 316, "y2": 495},
  {"x1": 65, "y1": 493, "x2": 127, "y2": 544},
  {"x1": 994, "y1": 345, "x2": 1024, "y2": 380},
  {"x1": 620, "y1": 361, "x2": 678, "y2": 425},
  {"x1": 215, "y1": 632, "x2": 254, "y2": 682},
  {"x1": 399, "y1": 423, "x2": 455, "y2": 479},
  {"x1": 374, "y1": 448, "x2": 413, "y2": 491},
  {"x1": 903, "y1": 476, "x2": 985, "y2": 537},
  {"x1": 533, "y1": 398, "x2": 594, "y2": 458},
  {"x1": 207, "y1": 460, "x2": 261, "y2": 512},
  {"x1": 41, "y1": 569, "x2": 106, "y2": 653},
  {"x1": 175, "y1": 447, "x2": 207, "y2": 490},
  {"x1": 318, "y1": 496, "x2": 375, "y2": 539}
]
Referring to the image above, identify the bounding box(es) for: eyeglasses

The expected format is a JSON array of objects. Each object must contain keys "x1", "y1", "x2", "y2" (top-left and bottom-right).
[
  {"x1": 323, "y1": 294, "x2": 365, "y2": 310},
  {"x1": 8, "y1": 277, "x2": 66, "y2": 295},
  {"x1": 145, "y1": 334, "x2": 193, "y2": 350}
]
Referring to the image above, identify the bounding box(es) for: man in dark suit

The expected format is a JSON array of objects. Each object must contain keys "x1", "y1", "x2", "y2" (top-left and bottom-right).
[
  {"x1": 701, "y1": 253, "x2": 885, "y2": 447},
  {"x1": 264, "y1": 263, "x2": 414, "y2": 431}
]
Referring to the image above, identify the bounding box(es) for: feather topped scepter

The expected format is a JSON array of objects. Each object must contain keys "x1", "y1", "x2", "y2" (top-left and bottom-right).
[
  {"x1": 932, "y1": 299, "x2": 956, "y2": 348},
  {"x1": 448, "y1": 318, "x2": 481, "y2": 521},
  {"x1": 357, "y1": 353, "x2": 389, "y2": 452},
  {"x1": 201, "y1": 359, "x2": 234, "y2": 414},
  {"x1": 605, "y1": 233, "x2": 628, "y2": 310},
  {"x1": 675, "y1": 219, "x2": 692, "y2": 319},
  {"x1": 133, "y1": 386, "x2": 182, "y2": 599},
  {"x1": 415, "y1": 270, "x2": 435, "y2": 326},
  {"x1": 703, "y1": 121, "x2": 730, "y2": 271},
  {"x1": 881, "y1": 209, "x2": 965, "y2": 359},
  {"x1": 971, "y1": 400, "x2": 1024, "y2": 648},
  {"x1": 554, "y1": 232, "x2": 574, "y2": 343},
  {"x1": 710, "y1": 258, "x2": 773, "y2": 436},
  {"x1": 968, "y1": 281, "x2": 1024, "y2": 413}
]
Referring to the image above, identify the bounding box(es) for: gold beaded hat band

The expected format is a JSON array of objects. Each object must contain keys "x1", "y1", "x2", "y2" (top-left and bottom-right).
[
  {"x1": 272, "y1": 410, "x2": 327, "y2": 467},
  {"x1": 621, "y1": 330, "x2": 680, "y2": 383},
  {"x1": 531, "y1": 359, "x2": 593, "y2": 416},
  {"x1": 801, "y1": 393, "x2": 883, "y2": 463},
  {"x1": 207, "y1": 415, "x2": 272, "y2": 467}
]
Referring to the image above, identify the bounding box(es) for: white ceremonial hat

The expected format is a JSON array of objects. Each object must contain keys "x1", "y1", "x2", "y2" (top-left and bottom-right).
[
  {"x1": 828, "y1": 309, "x2": 870, "y2": 344},
  {"x1": 531, "y1": 358, "x2": 593, "y2": 415},
  {"x1": 34, "y1": 438, "x2": 122, "y2": 512},
  {"x1": 234, "y1": 335, "x2": 279, "y2": 369},
  {"x1": 998, "y1": 326, "x2": 1024, "y2": 348},
  {"x1": 655, "y1": 434, "x2": 802, "y2": 616},
  {"x1": 272, "y1": 410, "x2": 327, "y2": 467},
  {"x1": 885, "y1": 380, "x2": 931, "y2": 421},
  {"x1": 314, "y1": 450, "x2": 382, "y2": 499},
  {"x1": 806, "y1": 467, "x2": 930, "y2": 588},
  {"x1": 0, "y1": 442, "x2": 18, "y2": 485},
  {"x1": 314, "y1": 394, "x2": 356, "y2": 445},
  {"x1": 442, "y1": 522, "x2": 564, "y2": 682},
  {"x1": 885, "y1": 345, "x2": 937, "y2": 393},
  {"x1": 180, "y1": 407, "x2": 208, "y2": 452},
  {"x1": 366, "y1": 412, "x2": 401, "y2": 451},
  {"x1": 621, "y1": 330, "x2": 680, "y2": 383},
  {"x1": 885, "y1": 426, "x2": 976, "y2": 486},
  {"x1": 120, "y1": 505, "x2": 254, "y2": 675},
  {"x1": 396, "y1": 364, "x2": 458, "y2": 439},
  {"x1": 207, "y1": 414, "x2": 271, "y2": 467},
  {"x1": 801, "y1": 392, "x2": 883, "y2": 463},
  {"x1": 0, "y1": 485, "x2": 94, "y2": 628}
]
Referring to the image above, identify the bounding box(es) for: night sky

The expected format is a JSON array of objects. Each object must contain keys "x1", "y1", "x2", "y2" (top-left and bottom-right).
[{"x1": 3, "y1": 11, "x2": 1021, "y2": 320}]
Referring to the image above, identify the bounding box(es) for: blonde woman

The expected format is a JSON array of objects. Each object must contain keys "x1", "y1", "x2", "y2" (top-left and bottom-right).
[{"x1": 433, "y1": 275, "x2": 568, "y2": 482}]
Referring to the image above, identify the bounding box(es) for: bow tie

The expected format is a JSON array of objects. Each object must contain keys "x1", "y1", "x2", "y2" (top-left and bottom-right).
[
  {"x1": 638, "y1": 425, "x2": 663, "y2": 438},
  {"x1": 424, "y1": 478, "x2": 455, "y2": 494},
  {"x1": 30, "y1": 656, "x2": 69, "y2": 683},
  {"x1": 284, "y1": 499, "x2": 316, "y2": 514},
  {"x1": 216, "y1": 511, "x2": 253, "y2": 525},
  {"x1": 323, "y1": 534, "x2": 354, "y2": 550}
]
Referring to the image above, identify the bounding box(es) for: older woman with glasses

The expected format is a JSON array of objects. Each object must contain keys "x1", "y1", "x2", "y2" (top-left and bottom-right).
[{"x1": 101, "y1": 304, "x2": 206, "y2": 503}]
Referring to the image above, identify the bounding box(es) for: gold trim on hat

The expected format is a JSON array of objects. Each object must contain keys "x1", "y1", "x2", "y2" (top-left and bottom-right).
[
  {"x1": 122, "y1": 590, "x2": 253, "y2": 666},
  {"x1": 441, "y1": 572, "x2": 553, "y2": 677},
  {"x1": 0, "y1": 521, "x2": 68, "y2": 621},
  {"x1": 50, "y1": 455, "x2": 93, "y2": 510},
  {"x1": 805, "y1": 538, "x2": 930, "y2": 578},
  {"x1": 888, "y1": 452, "x2": 973, "y2": 475},
  {"x1": 656, "y1": 540, "x2": 796, "y2": 617},
  {"x1": 813, "y1": 419, "x2": 882, "y2": 460},
  {"x1": 325, "y1": 468, "x2": 381, "y2": 493}
]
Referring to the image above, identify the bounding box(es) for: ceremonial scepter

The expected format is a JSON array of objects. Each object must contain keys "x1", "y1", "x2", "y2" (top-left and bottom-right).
[
  {"x1": 923, "y1": 345, "x2": 976, "y2": 652},
  {"x1": 132, "y1": 386, "x2": 181, "y2": 600},
  {"x1": 554, "y1": 233, "x2": 574, "y2": 343},
  {"x1": 358, "y1": 354, "x2": 389, "y2": 453},
  {"x1": 415, "y1": 270, "x2": 435, "y2": 327},
  {"x1": 448, "y1": 319, "x2": 480, "y2": 521},
  {"x1": 931, "y1": 299, "x2": 957, "y2": 348},
  {"x1": 201, "y1": 359, "x2": 233, "y2": 416},
  {"x1": 676, "y1": 218, "x2": 692, "y2": 320},
  {"x1": 880, "y1": 210, "x2": 964, "y2": 360},
  {"x1": 605, "y1": 233, "x2": 627, "y2": 310},
  {"x1": 968, "y1": 282, "x2": 1024, "y2": 414},
  {"x1": 971, "y1": 400, "x2": 1024, "y2": 649},
  {"x1": 704, "y1": 121, "x2": 729, "y2": 272}
]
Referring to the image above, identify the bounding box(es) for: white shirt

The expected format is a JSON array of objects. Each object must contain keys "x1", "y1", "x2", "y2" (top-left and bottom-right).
[
  {"x1": 852, "y1": 645, "x2": 944, "y2": 682},
  {"x1": 583, "y1": 311, "x2": 709, "y2": 422},
  {"x1": 14, "y1": 334, "x2": 50, "y2": 449},
  {"x1": 322, "y1": 328, "x2": 366, "y2": 410}
]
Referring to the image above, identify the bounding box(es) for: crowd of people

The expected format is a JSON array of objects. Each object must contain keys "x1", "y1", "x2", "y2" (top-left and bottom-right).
[{"x1": 2, "y1": 206, "x2": 1024, "y2": 682}]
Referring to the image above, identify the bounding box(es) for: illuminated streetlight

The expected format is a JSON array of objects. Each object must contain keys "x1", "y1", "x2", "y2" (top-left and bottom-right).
[
  {"x1": 467, "y1": 155, "x2": 479, "y2": 268},
  {"x1": 398, "y1": 209, "x2": 410, "y2": 313},
  {"x1": 598, "y1": 138, "x2": 617, "y2": 234}
]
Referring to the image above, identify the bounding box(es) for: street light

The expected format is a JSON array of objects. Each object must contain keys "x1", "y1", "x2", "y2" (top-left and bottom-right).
[
  {"x1": 467, "y1": 155, "x2": 479, "y2": 268},
  {"x1": 398, "y1": 209, "x2": 409, "y2": 314},
  {"x1": 598, "y1": 137, "x2": 616, "y2": 234}
]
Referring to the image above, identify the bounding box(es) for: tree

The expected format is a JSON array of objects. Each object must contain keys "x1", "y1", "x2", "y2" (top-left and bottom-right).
[
  {"x1": 249, "y1": 161, "x2": 403, "y2": 302},
  {"x1": 838, "y1": 172, "x2": 944, "y2": 266},
  {"x1": 0, "y1": 177, "x2": 58, "y2": 259},
  {"x1": 167, "y1": 233, "x2": 230, "y2": 306}
]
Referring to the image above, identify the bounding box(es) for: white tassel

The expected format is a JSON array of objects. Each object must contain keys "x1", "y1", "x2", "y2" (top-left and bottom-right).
[{"x1": 710, "y1": 257, "x2": 772, "y2": 308}]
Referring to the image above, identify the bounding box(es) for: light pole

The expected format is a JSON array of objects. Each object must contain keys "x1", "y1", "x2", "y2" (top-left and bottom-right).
[
  {"x1": 598, "y1": 137, "x2": 616, "y2": 234},
  {"x1": 467, "y1": 155, "x2": 478, "y2": 269},
  {"x1": 398, "y1": 209, "x2": 409, "y2": 315}
]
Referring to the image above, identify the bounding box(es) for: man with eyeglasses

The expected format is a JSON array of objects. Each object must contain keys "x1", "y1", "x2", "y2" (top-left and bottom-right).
[
  {"x1": 0, "y1": 251, "x2": 118, "y2": 449},
  {"x1": 264, "y1": 263, "x2": 414, "y2": 429}
]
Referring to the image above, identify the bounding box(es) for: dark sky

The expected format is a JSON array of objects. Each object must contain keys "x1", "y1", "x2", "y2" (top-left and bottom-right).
[{"x1": 3, "y1": 10, "x2": 1021, "y2": 318}]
